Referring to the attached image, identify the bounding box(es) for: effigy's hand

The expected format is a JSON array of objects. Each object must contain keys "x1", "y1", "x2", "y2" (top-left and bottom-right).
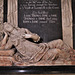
[
  {"x1": 22, "y1": 34, "x2": 32, "y2": 38},
  {"x1": 3, "y1": 30, "x2": 7, "y2": 36},
  {"x1": 1, "y1": 31, "x2": 8, "y2": 46},
  {"x1": 22, "y1": 33, "x2": 40, "y2": 42}
]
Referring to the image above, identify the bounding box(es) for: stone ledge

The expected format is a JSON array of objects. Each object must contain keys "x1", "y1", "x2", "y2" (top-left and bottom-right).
[{"x1": 14, "y1": 60, "x2": 74, "y2": 66}]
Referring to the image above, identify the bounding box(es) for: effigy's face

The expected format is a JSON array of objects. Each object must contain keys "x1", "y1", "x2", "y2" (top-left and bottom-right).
[{"x1": 4, "y1": 23, "x2": 14, "y2": 32}]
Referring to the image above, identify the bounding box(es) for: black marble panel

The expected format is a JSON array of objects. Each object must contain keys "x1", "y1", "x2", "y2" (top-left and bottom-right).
[{"x1": 3, "y1": 0, "x2": 8, "y2": 22}]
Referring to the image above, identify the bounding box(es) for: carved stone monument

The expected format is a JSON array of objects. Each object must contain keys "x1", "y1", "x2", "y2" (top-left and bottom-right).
[{"x1": 0, "y1": 0, "x2": 74, "y2": 66}]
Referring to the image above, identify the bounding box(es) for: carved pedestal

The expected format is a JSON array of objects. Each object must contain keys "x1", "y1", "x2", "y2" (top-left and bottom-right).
[{"x1": 0, "y1": 49, "x2": 15, "y2": 66}]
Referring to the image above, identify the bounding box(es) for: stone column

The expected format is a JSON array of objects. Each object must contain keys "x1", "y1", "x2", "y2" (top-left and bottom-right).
[
  {"x1": 0, "y1": 0, "x2": 4, "y2": 40},
  {"x1": 7, "y1": 0, "x2": 18, "y2": 27},
  {"x1": 61, "y1": 0, "x2": 73, "y2": 47}
]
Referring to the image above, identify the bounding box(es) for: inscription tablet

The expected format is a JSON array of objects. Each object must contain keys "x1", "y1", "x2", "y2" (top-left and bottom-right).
[{"x1": 18, "y1": 0, "x2": 62, "y2": 42}]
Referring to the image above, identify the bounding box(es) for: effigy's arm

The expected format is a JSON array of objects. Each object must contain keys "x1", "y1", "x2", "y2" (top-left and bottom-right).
[
  {"x1": 23, "y1": 33, "x2": 40, "y2": 42},
  {"x1": 23, "y1": 28, "x2": 40, "y2": 42}
]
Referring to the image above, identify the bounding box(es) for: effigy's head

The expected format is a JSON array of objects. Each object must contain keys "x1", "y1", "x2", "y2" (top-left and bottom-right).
[{"x1": 3, "y1": 22, "x2": 14, "y2": 32}]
